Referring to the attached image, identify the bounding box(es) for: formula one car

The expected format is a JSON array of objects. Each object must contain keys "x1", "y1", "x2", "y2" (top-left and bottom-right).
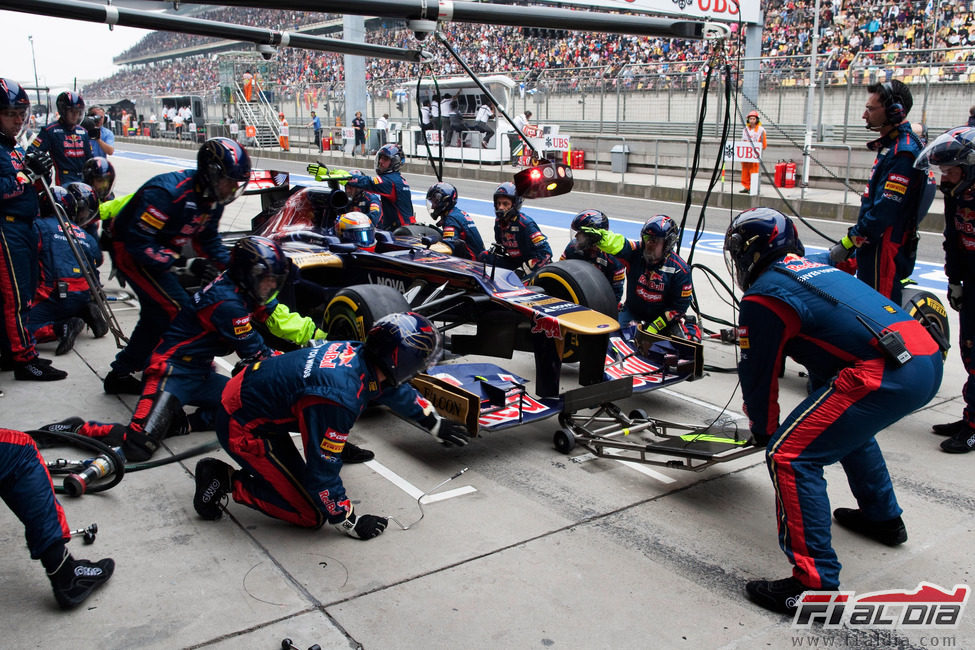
[{"x1": 222, "y1": 171, "x2": 702, "y2": 434}]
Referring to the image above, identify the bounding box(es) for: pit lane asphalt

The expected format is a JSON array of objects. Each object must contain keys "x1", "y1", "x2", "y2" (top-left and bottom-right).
[{"x1": 0, "y1": 143, "x2": 971, "y2": 649}]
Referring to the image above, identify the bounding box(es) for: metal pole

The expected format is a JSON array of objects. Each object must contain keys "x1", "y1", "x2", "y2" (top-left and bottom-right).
[
  {"x1": 801, "y1": 0, "x2": 822, "y2": 194},
  {"x1": 28, "y1": 35, "x2": 41, "y2": 108}
]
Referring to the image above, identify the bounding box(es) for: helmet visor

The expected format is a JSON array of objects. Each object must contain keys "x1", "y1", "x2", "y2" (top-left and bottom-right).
[
  {"x1": 216, "y1": 176, "x2": 248, "y2": 205},
  {"x1": 345, "y1": 226, "x2": 375, "y2": 248}
]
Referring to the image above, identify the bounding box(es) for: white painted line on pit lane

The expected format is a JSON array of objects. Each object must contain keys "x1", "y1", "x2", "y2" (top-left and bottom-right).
[
  {"x1": 659, "y1": 388, "x2": 745, "y2": 419},
  {"x1": 572, "y1": 450, "x2": 676, "y2": 483},
  {"x1": 365, "y1": 459, "x2": 477, "y2": 503}
]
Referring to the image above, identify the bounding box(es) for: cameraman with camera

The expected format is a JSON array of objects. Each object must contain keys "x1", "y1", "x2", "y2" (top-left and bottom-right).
[{"x1": 83, "y1": 106, "x2": 114, "y2": 158}]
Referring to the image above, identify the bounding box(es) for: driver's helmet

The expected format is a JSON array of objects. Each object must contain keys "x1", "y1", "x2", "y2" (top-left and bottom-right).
[
  {"x1": 376, "y1": 143, "x2": 404, "y2": 174},
  {"x1": 493, "y1": 182, "x2": 522, "y2": 221},
  {"x1": 227, "y1": 235, "x2": 289, "y2": 304},
  {"x1": 196, "y1": 137, "x2": 251, "y2": 206},
  {"x1": 915, "y1": 126, "x2": 975, "y2": 197},
  {"x1": 570, "y1": 209, "x2": 609, "y2": 254},
  {"x1": 426, "y1": 182, "x2": 458, "y2": 222},
  {"x1": 364, "y1": 312, "x2": 442, "y2": 387},
  {"x1": 63, "y1": 182, "x2": 99, "y2": 227},
  {"x1": 640, "y1": 214, "x2": 680, "y2": 265},
  {"x1": 82, "y1": 157, "x2": 116, "y2": 202},
  {"x1": 724, "y1": 207, "x2": 804, "y2": 291},
  {"x1": 335, "y1": 211, "x2": 376, "y2": 252}
]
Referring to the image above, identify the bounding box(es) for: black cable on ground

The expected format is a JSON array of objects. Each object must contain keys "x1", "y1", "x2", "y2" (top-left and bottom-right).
[
  {"x1": 26, "y1": 429, "x2": 125, "y2": 495},
  {"x1": 124, "y1": 439, "x2": 222, "y2": 472}
]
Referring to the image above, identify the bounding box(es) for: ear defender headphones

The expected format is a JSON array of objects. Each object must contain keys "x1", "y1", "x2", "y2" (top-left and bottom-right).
[{"x1": 880, "y1": 82, "x2": 906, "y2": 124}]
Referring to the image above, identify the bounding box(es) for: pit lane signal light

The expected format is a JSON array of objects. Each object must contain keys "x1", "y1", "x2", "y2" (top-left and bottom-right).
[{"x1": 513, "y1": 159, "x2": 573, "y2": 199}]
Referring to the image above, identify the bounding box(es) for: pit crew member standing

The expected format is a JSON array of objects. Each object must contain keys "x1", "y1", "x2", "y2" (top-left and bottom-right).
[
  {"x1": 191, "y1": 312, "x2": 470, "y2": 534},
  {"x1": 724, "y1": 208, "x2": 941, "y2": 615},
  {"x1": 102, "y1": 137, "x2": 251, "y2": 395},
  {"x1": 0, "y1": 428, "x2": 113, "y2": 609},
  {"x1": 35, "y1": 91, "x2": 92, "y2": 186},
  {"x1": 917, "y1": 127, "x2": 975, "y2": 453},
  {"x1": 481, "y1": 181, "x2": 551, "y2": 275},
  {"x1": 0, "y1": 77, "x2": 66, "y2": 381},
  {"x1": 346, "y1": 144, "x2": 414, "y2": 231},
  {"x1": 561, "y1": 210, "x2": 625, "y2": 305},
  {"x1": 587, "y1": 214, "x2": 696, "y2": 339},
  {"x1": 342, "y1": 169, "x2": 382, "y2": 227},
  {"x1": 426, "y1": 181, "x2": 485, "y2": 260},
  {"x1": 829, "y1": 80, "x2": 928, "y2": 303}
]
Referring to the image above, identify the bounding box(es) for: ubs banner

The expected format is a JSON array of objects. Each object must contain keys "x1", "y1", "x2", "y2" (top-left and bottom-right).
[{"x1": 552, "y1": 0, "x2": 761, "y2": 25}]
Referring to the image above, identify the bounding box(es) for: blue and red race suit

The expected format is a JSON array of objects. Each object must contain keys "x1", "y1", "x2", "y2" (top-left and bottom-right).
[
  {"x1": 483, "y1": 211, "x2": 552, "y2": 271},
  {"x1": 28, "y1": 215, "x2": 102, "y2": 342},
  {"x1": 35, "y1": 120, "x2": 92, "y2": 185},
  {"x1": 738, "y1": 253, "x2": 942, "y2": 589},
  {"x1": 442, "y1": 206, "x2": 485, "y2": 260},
  {"x1": 610, "y1": 243, "x2": 693, "y2": 333},
  {"x1": 77, "y1": 273, "x2": 322, "y2": 440},
  {"x1": 217, "y1": 343, "x2": 440, "y2": 527},
  {"x1": 943, "y1": 189, "x2": 975, "y2": 430},
  {"x1": 346, "y1": 171, "x2": 414, "y2": 230},
  {"x1": 850, "y1": 123, "x2": 926, "y2": 302},
  {"x1": 346, "y1": 190, "x2": 382, "y2": 227},
  {"x1": 0, "y1": 428, "x2": 70, "y2": 560},
  {"x1": 560, "y1": 243, "x2": 625, "y2": 304},
  {"x1": 0, "y1": 133, "x2": 43, "y2": 363},
  {"x1": 108, "y1": 170, "x2": 230, "y2": 376}
]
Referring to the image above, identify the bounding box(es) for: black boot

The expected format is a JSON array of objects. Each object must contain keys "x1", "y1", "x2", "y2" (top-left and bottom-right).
[
  {"x1": 833, "y1": 508, "x2": 907, "y2": 546},
  {"x1": 46, "y1": 548, "x2": 114, "y2": 610},
  {"x1": 103, "y1": 370, "x2": 142, "y2": 395},
  {"x1": 55, "y1": 317, "x2": 85, "y2": 356},
  {"x1": 14, "y1": 360, "x2": 67, "y2": 381},
  {"x1": 341, "y1": 442, "x2": 375, "y2": 464},
  {"x1": 39, "y1": 416, "x2": 85, "y2": 433},
  {"x1": 932, "y1": 420, "x2": 966, "y2": 436},
  {"x1": 745, "y1": 576, "x2": 809, "y2": 614},
  {"x1": 81, "y1": 301, "x2": 109, "y2": 339},
  {"x1": 941, "y1": 426, "x2": 975, "y2": 454},
  {"x1": 193, "y1": 457, "x2": 234, "y2": 520}
]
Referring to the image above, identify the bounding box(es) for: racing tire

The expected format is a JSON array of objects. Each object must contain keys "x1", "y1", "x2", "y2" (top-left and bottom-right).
[
  {"x1": 901, "y1": 287, "x2": 950, "y2": 360},
  {"x1": 628, "y1": 409, "x2": 649, "y2": 422},
  {"x1": 553, "y1": 428, "x2": 576, "y2": 454},
  {"x1": 323, "y1": 284, "x2": 410, "y2": 342},
  {"x1": 528, "y1": 259, "x2": 618, "y2": 318},
  {"x1": 392, "y1": 224, "x2": 443, "y2": 243}
]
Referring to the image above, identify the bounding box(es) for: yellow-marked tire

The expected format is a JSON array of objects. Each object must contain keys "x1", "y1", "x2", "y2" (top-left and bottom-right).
[
  {"x1": 323, "y1": 285, "x2": 410, "y2": 341},
  {"x1": 529, "y1": 259, "x2": 618, "y2": 362},
  {"x1": 901, "y1": 287, "x2": 950, "y2": 361}
]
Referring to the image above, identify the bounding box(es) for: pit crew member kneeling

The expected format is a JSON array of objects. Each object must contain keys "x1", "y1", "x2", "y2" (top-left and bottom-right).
[
  {"x1": 192, "y1": 312, "x2": 469, "y2": 536},
  {"x1": 585, "y1": 214, "x2": 698, "y2": 340},
  {"x1": 724, "y1": 208, "x2": 942, "y2": 615}
]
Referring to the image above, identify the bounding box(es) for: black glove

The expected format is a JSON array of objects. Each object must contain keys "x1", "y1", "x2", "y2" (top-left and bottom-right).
[
  {"x1": 189, "y1": 258, "x2": 221, "y2": 284},
  {"x1": 432, "y1": 419, "x2": 470, "y2": 447},
  {"x1": 948, "y1": 283, "x2": 963, "y2": 312},
  {"x1": 332, "y1": 507, "x2": 388, "y2": 540},
  {"x1": 23, "y1": 150, "x2": 53, "y2": 179},
  {"x1": 749, "y1": 432, "x2": 770, "y2": 447}
]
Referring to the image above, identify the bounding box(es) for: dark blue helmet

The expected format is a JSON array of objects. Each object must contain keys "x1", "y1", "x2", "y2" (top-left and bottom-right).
[
  {"x1": 376, "y1": 143, "x2": 404, "y2": 173},
  {"x1": 640, "y1": 214, "x2": 680, "y2": 265},
  {"x1": 570, "y1": 209, "x2": 609, "y2": 253},
  {"x1": 40, "y1": 186, "x2": 76, "y2": 220},
  {"x1": 64, "y1": 182, "x2": 99, "y2": 227},
  {"x1": 426, "y1": 182, "x2": 458, "y2": 220},
  {"x1": 493, "y1": 181, "x2": 522, "y2": 221},
  {"x1": 0, "y1": 78, "x2": 30, "y2": 110},
  {"x1": 916, "y1": 126, "x2": 975, "y2": 197},
  {"x1": 365, "y1": 312, "x2": 442, "y2": 387},
  {"x1": 724, "y1": 207, "x2": 804, "y2": 290},
  {"x1": 82, "y1": 157, "x2": 116, "y2": 202},
  {"x1": 227, "y1": 236, "x2": 288, "y2": 304},
  {"x1": 56, "y1": 91, "x2": 84, "y2": 126},
  {"x1": 197, "y1": 137, "x2": 251, "y2": 205}
]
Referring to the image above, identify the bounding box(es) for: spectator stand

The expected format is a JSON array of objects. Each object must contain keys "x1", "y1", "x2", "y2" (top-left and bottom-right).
[{"x1": 218, "y1": 54, "x2": 280, "y2": 149}]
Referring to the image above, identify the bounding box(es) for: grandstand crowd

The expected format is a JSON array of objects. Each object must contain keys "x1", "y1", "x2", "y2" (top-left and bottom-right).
[{"x1": 81, "y1": 2, "x2": 975, "y2": 100}]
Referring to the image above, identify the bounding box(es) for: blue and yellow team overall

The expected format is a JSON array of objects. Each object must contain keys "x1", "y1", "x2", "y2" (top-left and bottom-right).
[
  {"x1": 442, "y1": 205, "x2": 486, "y2": 260},
  {"x1": 483, "y1": 211, "x2": 552, "y2": 271},
  {"x1": 346, "y1": 171, "x2": 414, "y2": 231},
  {"x1": 944, "y1": 184, "x2": 975, "y2": 432},
  {"x1": 739, "y1": 254, "x2": 942, "y2": 589},
  {"x1": 35, "y1": 120, "x2": 92, "y2": 186}
]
